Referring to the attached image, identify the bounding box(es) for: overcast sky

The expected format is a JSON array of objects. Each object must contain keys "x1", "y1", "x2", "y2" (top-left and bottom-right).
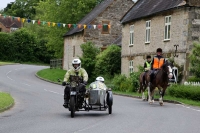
[{"x1": 0, "y1": 0, "x2": 15, "y2": 9}]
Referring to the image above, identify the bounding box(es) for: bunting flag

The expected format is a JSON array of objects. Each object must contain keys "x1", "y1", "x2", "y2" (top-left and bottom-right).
[
  {"x1": 32, "y1": 20, "x2": 36, "y2": 24},
  {"x1": 52, "y1": 22, "x2": 56, "y2": 27},
  {"x1": 98, "y1": 24, "x2": 102, "y2": 29},
  {"x1": 73, "y1": 24, "x2": 77, "y2": 28},
  {"x1": 0, "y1": 14, "x2": 111, "y2": 30},
  {"x1": 38, "y1": 20, "x2": 41, "y2": 25},
  {"x1": 83, "y1": 24, "x2": 87, "y2": 29},
  {"x1": 42, "y1": 21, "x2": 46, "y2": 25},
  {"x1": 48, "y1": 22, "x2": 51, "y2": 26},
  {"x1": 27, "y1": 19, "x2": 31, "y2": 23},
  {"x1": 22, "y1": 18, "x2": 25, "y2": 23},
  {"x1": 78, "y1": 24, "x2": 82, "y2": 28},
  {"x1": 68, "y1": 24, "x2": 72, "y2": 28},
  {"x1": 17, "y1": 17, "x2": 20, "y2": 22},
  {"x1": 88, "y1": 25, "x2": 91, "y2": 29}
]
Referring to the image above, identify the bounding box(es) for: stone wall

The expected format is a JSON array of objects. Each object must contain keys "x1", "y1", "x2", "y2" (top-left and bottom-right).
[
  {"x1": 188, "y1": 0, "x2": 200, "y2": 7},
  {"x1": 63, "y1": 33, "x2": 84, "y2": 70},
  {"x1": 83, "y1": 0, "x2": 134, "y2": 47},
  {"x1": 121, "y1": 8, "x2": 189, "y2": 79}
]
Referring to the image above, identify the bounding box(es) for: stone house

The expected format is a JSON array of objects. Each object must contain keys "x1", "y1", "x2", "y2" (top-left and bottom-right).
[
  {"x1": 120, "y1": 0, "x2": 200, "y2": 82},
  {"x1": 63, "y1": 0, "x2": 134, "y2": 70},
  {"x1": 0, "y1": 16, "x2": 22, "y2": 32}
]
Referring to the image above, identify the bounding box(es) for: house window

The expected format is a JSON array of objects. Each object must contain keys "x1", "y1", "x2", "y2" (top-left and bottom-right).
[
  {"x1": 129, "y1": 60, "x2": 134, "y2": 73},
  {"x1": 129, "y1": 25, "x2": 134, "y2": 46},
  {"x1": 102, "y1": 21, "x2": 110, "y2": 34},
  {"x1": 0, "y1": 28, "x2": 2, "y2": 32},
  {"x1": 164, "y1": 16, "x2": 171, "y2": 40},
  {"x1": 145, "y1": 20, "x2": 151, "y2": 43}
]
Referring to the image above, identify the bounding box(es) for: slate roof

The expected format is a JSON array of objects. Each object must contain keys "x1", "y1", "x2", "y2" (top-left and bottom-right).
[
  {"x1": 0, "y1": 16, "x2": 22, "y2": 28},
  {"x1": 112, "y1": 34, "x2": 122, "y2": 46},
  {"x1": 63, "y1": 0, "x2": 115, "y2": 37},
  {"x1": 121, "y1": 0, "x2": 187, "y2": 24}
]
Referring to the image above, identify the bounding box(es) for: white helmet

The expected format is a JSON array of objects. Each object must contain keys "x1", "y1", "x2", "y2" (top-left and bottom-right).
[
  {"x1": 96, "y1": 76, "x2": 104, "y2": 83},
  {"x1": 72, "y1": 59, "x2": 81, "y2": 71}
]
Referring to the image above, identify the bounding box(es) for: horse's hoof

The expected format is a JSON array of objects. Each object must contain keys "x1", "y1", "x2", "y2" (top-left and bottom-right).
[
  {"x1": 159, "y1": 102, "x2": 164, "y2": 106},
  {"x1": 142, "y1": 98, "x2": 145, "y2": 101},
  {"x1": 152, "y1": 100, "x2": 154, "y2": 103}
]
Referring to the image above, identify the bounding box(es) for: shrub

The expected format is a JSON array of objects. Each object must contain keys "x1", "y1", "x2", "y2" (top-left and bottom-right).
[
  {"x1": 95, "y1": 45, "x2": 121, "y2": 76},
  {"x1": 189, "y1": 42, "x2": 200, "y2": 79},
  {"x1": 168, "y1": 84, "x2": 200, "y2": 101}
]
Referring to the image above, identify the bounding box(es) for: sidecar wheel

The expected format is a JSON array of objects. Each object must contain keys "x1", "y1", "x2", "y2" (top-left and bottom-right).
[
  {"x1": 70, "y1": 96, "x2": 75, "y2": 118},
  {"x1": 108, "y1": 105, "x2": 112, "y2": 114}
]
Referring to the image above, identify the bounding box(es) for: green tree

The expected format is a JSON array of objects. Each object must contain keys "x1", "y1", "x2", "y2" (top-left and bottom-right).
[
  {"x1": 189, "y1": 42, "x2": 200, "y2": 79},
  {"x1": 34, "y1": 0, "x2": 103, "y2": 58},
  {"x1": 79, "y1": 42, "x2": 100, "y2": 82},
  {"x1": 3, "y1": 0, "x2": 39, "y2": 18},
  {"x1": 95, "y1": 45, "x2": 121, "y2": 77}
]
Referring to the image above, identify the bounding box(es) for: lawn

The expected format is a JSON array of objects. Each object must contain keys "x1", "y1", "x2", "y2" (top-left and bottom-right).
[{"x1": 0, "y1": 92, "x2": 14, "y2": 112}]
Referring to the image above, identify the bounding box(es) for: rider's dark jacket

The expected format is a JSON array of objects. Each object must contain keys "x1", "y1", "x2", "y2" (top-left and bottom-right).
[{"x1": 151, "y1": 55, "x2": 165, "y2": 70}]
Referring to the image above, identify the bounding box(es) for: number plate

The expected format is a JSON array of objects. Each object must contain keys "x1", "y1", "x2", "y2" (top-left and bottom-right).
[{"x1": 70, "y1": 91, "x2": 76, "y2": 95}]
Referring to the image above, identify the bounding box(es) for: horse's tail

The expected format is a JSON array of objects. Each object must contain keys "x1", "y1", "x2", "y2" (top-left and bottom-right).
[{"x1": 138, "y1": 72, "x2": 145, "y2": 93}]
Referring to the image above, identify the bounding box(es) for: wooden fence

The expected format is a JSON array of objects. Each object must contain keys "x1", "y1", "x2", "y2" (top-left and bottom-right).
[{"x1": 50, "y1": 59, "x2": 62, "y2": 69}]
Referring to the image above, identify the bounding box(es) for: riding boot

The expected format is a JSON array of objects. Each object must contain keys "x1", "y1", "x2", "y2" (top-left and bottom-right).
[{"x1": 63, "y1": 95, "x2": 69, "y2": 108}]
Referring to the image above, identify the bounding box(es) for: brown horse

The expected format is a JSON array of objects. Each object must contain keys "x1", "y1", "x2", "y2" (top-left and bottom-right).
[
  {"x1": 139, "y1": 71, "x2": 148, "y2": 101},
  {"x1": 144, "y1": 62, "x2": 173, "y2": 106}
]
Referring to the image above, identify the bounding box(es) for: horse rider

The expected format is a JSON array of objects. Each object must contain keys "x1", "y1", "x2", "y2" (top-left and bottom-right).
[
  {"x1": 143, "y1": 55, "x2": 152, "y2": 85},
  {"x1": 150, "y1": 48, "x2": 166, "y2": 83},
  {"x1": 62, "y1": 58, "x2": 88, "y2": 108}
]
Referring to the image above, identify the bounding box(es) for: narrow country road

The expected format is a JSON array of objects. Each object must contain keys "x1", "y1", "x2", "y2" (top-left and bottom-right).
[{"x1": 0, "y1": 64, "x2": 200, "y2": 133}]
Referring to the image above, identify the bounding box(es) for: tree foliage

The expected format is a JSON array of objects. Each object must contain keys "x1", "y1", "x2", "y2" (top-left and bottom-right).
[
  {"x1": 189, "y1": 42, "x2": 200, "y2": 78},
  {"x1": 0, "y1": 28, "x2": 54, "y2": 63},
  {"x1": 79, "y1": 42, "x2": 100, "y2": 82},
  {"x1": 95, "y1": 45, "x2": 121, "y2": 76},
  {"x1": 3, "y1": 0, "x2": 39, "y2": 18}
]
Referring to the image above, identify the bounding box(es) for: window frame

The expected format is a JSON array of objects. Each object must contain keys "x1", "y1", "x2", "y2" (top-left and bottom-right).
[
  {"x1": 129, "y1": 60, "x2": 134, "y2": 73},
  {"x1": 145, "y1": 20, "x2": 151, "y2": 43},
  {"x1": 129, "y1": 25, "x2": 134, "y2": 46},
  {"x1": 164, "y1": 15, "x2": 171, "y2": 41}
]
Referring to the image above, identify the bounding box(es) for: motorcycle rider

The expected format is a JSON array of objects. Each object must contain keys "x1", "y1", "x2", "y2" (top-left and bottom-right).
[{"x1": 62, "y1": 58, "x2": 88, "y2": 108}]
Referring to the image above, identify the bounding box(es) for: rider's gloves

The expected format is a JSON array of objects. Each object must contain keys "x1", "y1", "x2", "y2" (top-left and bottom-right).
[{"x1": 62, "y1": 82, "x2": 66, "y2": 86}]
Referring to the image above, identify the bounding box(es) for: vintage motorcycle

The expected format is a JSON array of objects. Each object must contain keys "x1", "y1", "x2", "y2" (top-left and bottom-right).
[{"x1": 62, "y1": 75, "x2": 113, "y2": 118}]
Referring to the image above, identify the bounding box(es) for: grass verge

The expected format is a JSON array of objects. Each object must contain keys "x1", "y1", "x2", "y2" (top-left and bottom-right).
[
  {"x1": 0, "y1": 92, "x2": 14, "y2": 112},
  {"x1": 37, "y1": 68, "x2": 67, "y2": 84}
]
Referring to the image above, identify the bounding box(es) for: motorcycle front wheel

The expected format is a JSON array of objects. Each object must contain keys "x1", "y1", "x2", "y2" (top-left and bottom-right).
[{"x1": 70, "y1": 96, "x2": 75, "y2": 118}]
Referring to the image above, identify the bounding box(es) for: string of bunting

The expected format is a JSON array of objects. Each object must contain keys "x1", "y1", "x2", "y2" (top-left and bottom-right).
[{"x1": 0, "y1": 14, "x2": 111, "y2": 29}]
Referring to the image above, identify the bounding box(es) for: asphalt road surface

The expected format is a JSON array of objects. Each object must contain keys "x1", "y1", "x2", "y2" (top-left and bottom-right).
[{"x1": 0, "y1": 64, "x2": 200, "y2": 133}]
